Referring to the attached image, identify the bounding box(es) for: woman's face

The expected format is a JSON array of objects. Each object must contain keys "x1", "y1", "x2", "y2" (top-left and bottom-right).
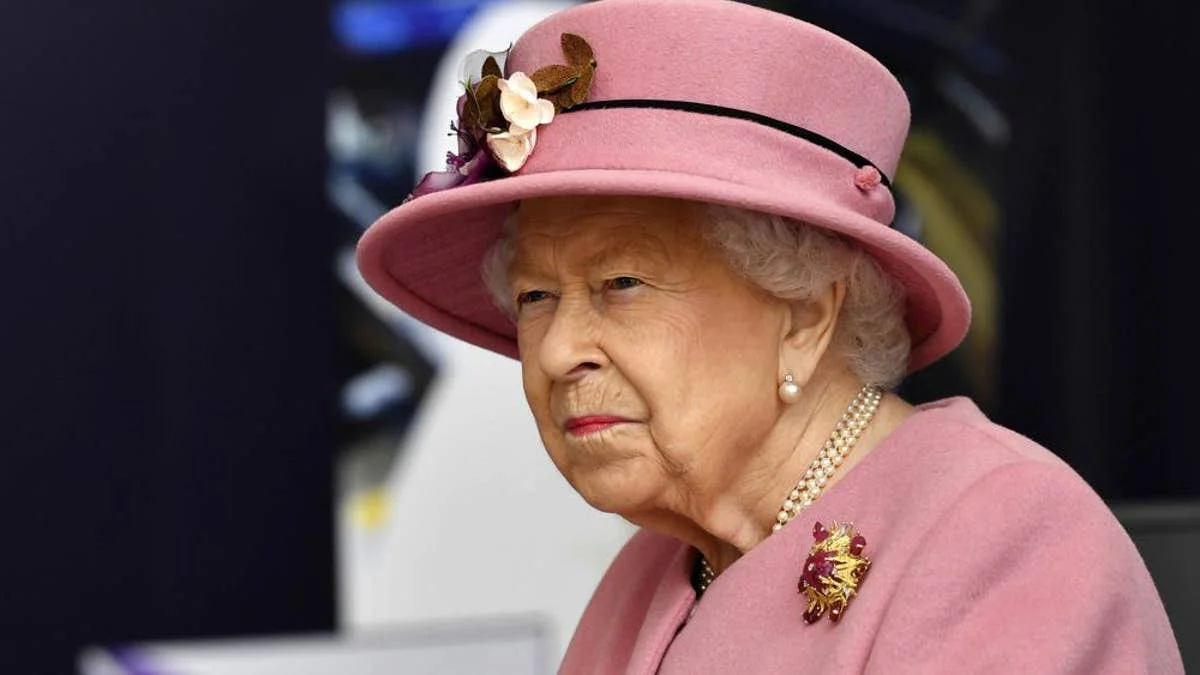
[{"x1": 509, "y1": 196, "x2": 791, "y2": 518}]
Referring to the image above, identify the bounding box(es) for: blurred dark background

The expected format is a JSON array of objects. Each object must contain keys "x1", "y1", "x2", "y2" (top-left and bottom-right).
[
  {"x1": 0, "y1": 0, "x2": 337, "y2": 670},
  {"x1": 0, "y1": 0, "x2": 1194, "y2": 672}
]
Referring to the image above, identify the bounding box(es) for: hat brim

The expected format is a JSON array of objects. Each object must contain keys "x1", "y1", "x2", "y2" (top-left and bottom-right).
[{"x1": 356, "y1": 168, "x2": 970, "y2": 373}]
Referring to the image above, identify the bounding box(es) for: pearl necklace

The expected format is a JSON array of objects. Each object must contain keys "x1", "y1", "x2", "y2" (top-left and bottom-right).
[{"x1": 694, "y1": 384, "x2": 883, "y2": 595}]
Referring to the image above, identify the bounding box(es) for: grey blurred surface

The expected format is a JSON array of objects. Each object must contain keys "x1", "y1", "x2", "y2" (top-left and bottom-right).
[
  {"x1": 1111, "y1": 501, "x2": 1198, "y2": 671},
  {"x1": 78, "y1": 615, "x2": 553, "y2": 675}
]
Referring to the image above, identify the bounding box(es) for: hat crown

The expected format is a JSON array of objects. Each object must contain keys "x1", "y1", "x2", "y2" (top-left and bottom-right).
[{"x1": 507, "y1": 0, "x2": 910, "y2": 177}]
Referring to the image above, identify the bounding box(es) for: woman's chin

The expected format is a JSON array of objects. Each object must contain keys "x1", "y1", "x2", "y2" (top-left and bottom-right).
[{"x1": 566, "y1": 459, "x2": 660, "y2": 515}]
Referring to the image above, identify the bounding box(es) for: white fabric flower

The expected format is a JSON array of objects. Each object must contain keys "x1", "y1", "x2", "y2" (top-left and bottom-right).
[
  {"x1": 497, "y1": 72, "x2": 555, "y2": 132},
  {"x1": 486, "y1": 127, "x2": 538, "y2": 172}
]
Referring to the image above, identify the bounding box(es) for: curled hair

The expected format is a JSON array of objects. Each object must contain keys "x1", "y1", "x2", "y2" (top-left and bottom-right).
[{"x1": 481, "y1": 203, "x2": 910, "y2": 387}]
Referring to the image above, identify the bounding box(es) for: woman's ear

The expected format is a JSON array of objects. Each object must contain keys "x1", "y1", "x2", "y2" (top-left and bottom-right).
[{"x1": 779, "y1": 279, "x2": 846, "y2": 386}]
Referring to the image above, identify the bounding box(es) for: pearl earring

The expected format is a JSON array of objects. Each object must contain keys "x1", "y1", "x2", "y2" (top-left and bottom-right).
[{"x1": 778, "y1": 371, "x2": 801, "y2": 404}]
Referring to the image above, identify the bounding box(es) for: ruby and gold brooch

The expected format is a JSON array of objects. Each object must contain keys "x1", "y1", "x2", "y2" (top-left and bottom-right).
[{"x1": 798, "y1": 521, "x2": 871, "y2": 624}]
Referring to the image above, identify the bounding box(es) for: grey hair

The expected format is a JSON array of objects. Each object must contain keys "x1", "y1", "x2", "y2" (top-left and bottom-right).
[{"x1": 481, "y1": 203, "x2": 910, "y2": 388}]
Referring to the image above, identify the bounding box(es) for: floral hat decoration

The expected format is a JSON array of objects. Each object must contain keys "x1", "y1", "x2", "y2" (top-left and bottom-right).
[
  {"x1": 406, "y1": 33, "x2": 598, "y2": 202},
  {"x1": 356, "y1": 0, "x2": 971, "y2": 374}
]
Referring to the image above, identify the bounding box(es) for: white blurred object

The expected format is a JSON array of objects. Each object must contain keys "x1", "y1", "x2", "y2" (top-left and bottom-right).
[
  {"x1": 338, "y1": 332, "x2": 635, "y2": 659},
  {"x1": 339, "y1": 0, "x2": 635, "y2": 665},
  {"x1": 341, "y1": 363, "x2": 414, "y2": 421},
  {"x1": 78, "y1": 617, "x2": 551, "y2": 675}
]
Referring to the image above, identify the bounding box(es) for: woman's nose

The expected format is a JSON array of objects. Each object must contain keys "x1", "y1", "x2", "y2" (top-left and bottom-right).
[{"x1": 537, "y1": 295, "x2": 607, "y2": 381}]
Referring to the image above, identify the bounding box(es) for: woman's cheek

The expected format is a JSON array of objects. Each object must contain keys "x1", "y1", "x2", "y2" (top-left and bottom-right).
[{"x1": 609, "y1": 291, "x2": 703, "y2": 345}]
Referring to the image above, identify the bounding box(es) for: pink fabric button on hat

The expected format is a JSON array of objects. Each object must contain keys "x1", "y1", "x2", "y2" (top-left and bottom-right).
[{"x1": 355, "y1": 0, "x2": 972, "y2": 372}]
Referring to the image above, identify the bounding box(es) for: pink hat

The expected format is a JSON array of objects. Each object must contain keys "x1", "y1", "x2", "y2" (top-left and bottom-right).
[{"x1": 356, "y1": 0, "x2": 971, "y2": 372}]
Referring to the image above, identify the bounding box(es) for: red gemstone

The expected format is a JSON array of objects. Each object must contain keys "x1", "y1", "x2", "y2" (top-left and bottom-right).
[
  {"x1": 850, "y1": 534, "x2": 867, "y2": 556},
  {"x1": 856, "y1": 561, "x2": 871, "y2": 583},
  {"x1": 800, "y1": 551, "x2": 833, "y2": 590},
  {"x1": 813, "y1": 522, "x2": 828, "y2": 541}
]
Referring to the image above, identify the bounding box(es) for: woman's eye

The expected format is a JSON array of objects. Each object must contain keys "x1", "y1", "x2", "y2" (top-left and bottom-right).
[
  {"x1": 516, "y1": 290, "x2": 553, "y2": 307},
  {"x1": 605, "y1": 276, "x2": 644, "y2": 291}
]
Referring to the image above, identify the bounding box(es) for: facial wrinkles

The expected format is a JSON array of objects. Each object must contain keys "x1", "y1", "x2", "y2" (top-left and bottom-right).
[
  {"x1": 514, "y1": 198, "x2": 787, "y2": 519},
  {"x1": 513, "y1": 206, "x2": 691, "y2": 369},
  {"x1": 619, "y1": 252, "x2": 730, "y2": 485},
  {"x1": 513, "y1": 217, "x2": 665, "y2": 435},
  {"x1": 516, "y1": 225, "x2": 675, "y2": 284},
  {"x1": 654, "y1": 266, "x2": 781, "y2": 499}
]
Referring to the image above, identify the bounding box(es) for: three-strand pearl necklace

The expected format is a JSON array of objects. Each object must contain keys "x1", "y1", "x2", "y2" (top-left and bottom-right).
[{"x1": 695, "y1": 384, "x2": 883, "y2": 594}]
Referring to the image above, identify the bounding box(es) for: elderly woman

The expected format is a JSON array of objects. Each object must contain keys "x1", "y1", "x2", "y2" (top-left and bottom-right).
[{"x1": 356, "y1": 0, "x2": 1184, "y2": 672}]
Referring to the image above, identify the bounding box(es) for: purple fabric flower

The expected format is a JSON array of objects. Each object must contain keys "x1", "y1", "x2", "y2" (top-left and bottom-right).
[
  {"x1": 402, "y1": 112, "x2": 496, "y2": 203},
  {"x1": 404, "y1": 148, "x2": 493, "y2": 203}
]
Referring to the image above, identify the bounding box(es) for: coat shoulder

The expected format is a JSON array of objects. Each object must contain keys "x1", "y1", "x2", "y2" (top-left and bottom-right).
[{"x1": 559, "y1": 528, "x2": 687, "y2": 672}]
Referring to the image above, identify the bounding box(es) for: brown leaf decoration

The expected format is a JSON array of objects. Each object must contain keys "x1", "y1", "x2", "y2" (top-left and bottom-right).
[
  {"x1": 482, "y1": 55, "x2": 502, "y2": 79},
  {"x1": 545, "y1": 89, "x2": 576, "y2": 113},
  {"x1": 474, "y1": 75, "x2": 499, "y2": 99},
  {"x1": 461, "y1": 32, "x2": 596, "y2": 121},
  {"x1": 568, "y1": 66, "x2": 595, "y2": 106},
  {"x1": 478, "y1": 97, "x2": 504, "y2": 131},
  {"x1": 530, "y1": 64, "x2": 578, "y2": 94},
  {"x1": 561, "y1": 33, "x2": 595, "y2": 68},
  {"x1": 465, "y1": 76, "x2": 504, "y2": 131}
]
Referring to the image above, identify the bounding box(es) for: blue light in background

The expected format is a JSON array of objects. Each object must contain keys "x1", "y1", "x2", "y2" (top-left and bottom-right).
[{"x1": 332, "y1": 0, "x2": 489, "y2": 55}]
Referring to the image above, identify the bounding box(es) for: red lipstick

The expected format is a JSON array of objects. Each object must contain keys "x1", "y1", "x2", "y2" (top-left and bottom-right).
[{"x1": 565, "y1": 415, "x2": 631, "y2": 436}]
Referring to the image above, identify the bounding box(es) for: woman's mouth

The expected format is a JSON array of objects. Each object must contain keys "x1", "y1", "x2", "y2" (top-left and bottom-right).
[{"x1": 565, "y1": 415, "x2": 632, "y2": 437}]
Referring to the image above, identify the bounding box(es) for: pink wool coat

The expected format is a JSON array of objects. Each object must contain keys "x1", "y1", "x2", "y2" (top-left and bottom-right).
[{"x1": 560, "y1": 398, "x2": 1184, "y2": 674}]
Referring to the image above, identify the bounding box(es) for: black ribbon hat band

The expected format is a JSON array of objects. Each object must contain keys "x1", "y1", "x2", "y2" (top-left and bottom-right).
[{"x1": 563, "y1": 98, "x2": 893, "y2": 189}]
